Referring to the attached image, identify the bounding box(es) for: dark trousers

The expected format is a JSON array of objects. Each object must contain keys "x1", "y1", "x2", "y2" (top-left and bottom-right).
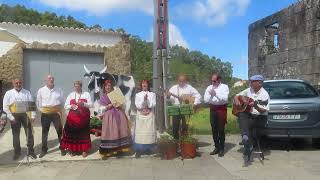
[
  {"x1": 210, "y1": 108, "x2": 227, "y2": 150},
  {"x1": 172, "y1": 115, "x2": 187, "y2": 140},
  {"x1": 41, "y1": 113, "x2": 63, "y2": 152},
  {"x1": 11, "y1": 113, "x2": 34, "y2": 154},
  {"x1": 238, "y1": 112, "x2": 267, "y2": 144}
]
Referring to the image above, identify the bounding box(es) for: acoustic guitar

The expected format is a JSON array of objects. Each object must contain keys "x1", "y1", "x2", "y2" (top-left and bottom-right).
[{"x1": 232, "y1": 95, "x2": 268, "y2": 116}]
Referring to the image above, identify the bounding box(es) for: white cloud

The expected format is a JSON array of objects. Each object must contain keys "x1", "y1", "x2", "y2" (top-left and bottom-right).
[
  {"x1": 175, "y1": 0, "x2": 250, "y2": 27},
  {"x1": 199, "y1": 37, "x2": 209, "y2": 43},
  {"x1": 149, "y1": 23, "x2": 190, "y2": 49},
  {"x1": 169, "y1": 23, "x2": 189, "y2": 48},
  {"x1": 37, "y1": 0, "x2": 154, "y2": 15}
]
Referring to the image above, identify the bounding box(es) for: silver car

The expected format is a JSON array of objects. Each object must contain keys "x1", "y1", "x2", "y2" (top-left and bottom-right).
[{"x1": 259, "y1": 79, "x2": 320, "y2": 143}]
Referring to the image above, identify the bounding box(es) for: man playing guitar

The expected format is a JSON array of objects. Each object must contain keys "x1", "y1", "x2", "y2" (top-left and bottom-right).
[
  {"x1": 166, "y1": 74, "x2": 202, "y2": 140},
  {"x1": 233, "y1": 75, "x2": 270, "y2": 159}
]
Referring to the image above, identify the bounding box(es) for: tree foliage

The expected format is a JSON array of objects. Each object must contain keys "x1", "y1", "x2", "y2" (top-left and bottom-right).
[{"x1": 0, "y1": 4, "x2": 238, "y2": 94}]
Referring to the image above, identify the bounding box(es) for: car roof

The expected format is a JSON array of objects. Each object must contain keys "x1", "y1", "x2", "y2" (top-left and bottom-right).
[{"x1": 264, "y1": 79, "x2": 307, "y2": 83}]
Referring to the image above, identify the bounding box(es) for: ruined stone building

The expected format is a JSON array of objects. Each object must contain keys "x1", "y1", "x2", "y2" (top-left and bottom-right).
[
  {"x1": 0, "y1": 22, "x2": 131, "y2": 105},
  {"x1": 249, "y1": 0, "x2": 320, "y2": 87}
]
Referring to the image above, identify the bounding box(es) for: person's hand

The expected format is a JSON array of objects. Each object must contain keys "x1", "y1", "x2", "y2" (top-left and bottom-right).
[
  {"x1": 107, "y1": 104, "x2": 113, "y2": 109},
  {"x1": 142, "y1": 108, "x2": 151, "y2": 115},
  {"x1": 166, "y1": 90, "x2": 171, "y2": 97},
  {"x1": 234, "y1": 96, "x2": 241, "y2": 106},
  {"x1": 248, "y1": 100, "x2": 255, "y2": 107},
  {"x1": 0, "y1": 120, "x2": 6, "y2": 126},
  {"x1": 10, "y1": 119, "x2": 17, "y2": 125},
  {"x1": 71, "y1": 104, "x2": 78, "y2": 110},
  {"x1": 210, "y1": 89, "x2": 216, "y2": 96}
]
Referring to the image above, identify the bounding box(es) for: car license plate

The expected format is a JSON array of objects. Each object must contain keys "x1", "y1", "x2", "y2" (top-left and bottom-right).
[{"x1": 273, "y1": 114, "x2": 301, "y2": 120}]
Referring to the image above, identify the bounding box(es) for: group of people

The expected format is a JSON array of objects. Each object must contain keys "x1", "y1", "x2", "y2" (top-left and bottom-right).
[
  {"x1": 1, "y1": 72, "x2": 270, "y2": 161},
  {"x1": 167, "y1": 73, "x2": 269, "y2": 158}
]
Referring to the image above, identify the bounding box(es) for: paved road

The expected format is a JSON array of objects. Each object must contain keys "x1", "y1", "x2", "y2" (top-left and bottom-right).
[{"x1": 1, "y1": 126, "x2": 320, "y2": 180}]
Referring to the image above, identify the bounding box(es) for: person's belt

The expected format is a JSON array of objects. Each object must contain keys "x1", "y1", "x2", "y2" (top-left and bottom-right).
[
  {"x1": 210, "y1": 104, "x2": 227, "y2": 111},
  {"x1": 40, "y1": 106, "x2": 61, "y2": 114}
]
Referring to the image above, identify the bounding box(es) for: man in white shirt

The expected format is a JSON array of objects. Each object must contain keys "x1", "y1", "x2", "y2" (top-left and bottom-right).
[
  {"x1": 2, "y1": 78, "x2": 37, "y2": 160},
  {"x1": 234, "y1": 75, "x2": 270, "y2": 158},
  {"x1": 36, "y1": 75, "x2": 65, "y2": 158},
  {"x1": 204, "y1": 73, "x2": 229, "y2": 157},
  {"x1": 167, "y1": 74, "x2": 202, "y2": 140}
]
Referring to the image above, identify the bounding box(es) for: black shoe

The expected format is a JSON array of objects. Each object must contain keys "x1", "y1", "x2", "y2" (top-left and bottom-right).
[
  {"x1": 38, "y1": 151, "x2": 47, "y2": 158},
  {"x1": 210, "y1": 148, "x2": 219, "y2": 155},
  {"x1": 61, "y1": 150, "x2": 67, "y2": 156},
  {"x1": 13, "y1": 152, "x2": 21, "y2": 161},
  {"x1": 239, "y1": 141, "x2": 244, "y2": 146},
  {"x1": 28, "y1": 152, "x2": 37, "y2": 159},
  {"x1": 135, "y1": 152, "x2": 141, "y2": 159},
  {"x1": 218, "y1": 150, "x2": 224, "y2": 157}
]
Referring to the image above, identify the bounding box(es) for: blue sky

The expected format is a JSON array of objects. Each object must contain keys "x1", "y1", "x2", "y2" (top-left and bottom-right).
[{"x1": 0, "y1": 0, "x2": 298, "y2": 79}]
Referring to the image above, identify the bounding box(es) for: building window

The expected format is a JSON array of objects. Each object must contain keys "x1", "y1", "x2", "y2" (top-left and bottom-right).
[
  {"x1": 273, "y1": 33, "x2": 279, "y2": 49},
  {"x1": 265, "y1": 22, "x2": 280, "y2": 54}
]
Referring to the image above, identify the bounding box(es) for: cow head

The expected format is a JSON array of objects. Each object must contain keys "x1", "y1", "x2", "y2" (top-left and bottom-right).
[{"x1": 83, "y1": 65, "x2": 118, "y2": 93}]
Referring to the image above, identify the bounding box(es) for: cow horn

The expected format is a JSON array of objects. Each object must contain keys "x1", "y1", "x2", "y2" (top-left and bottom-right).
[
  {"x1": 99, "y1": 66, "x2": 107, "y2": 74},
  {"x1": 83, "y1": 65, "x2": 90, "y2": 74}
]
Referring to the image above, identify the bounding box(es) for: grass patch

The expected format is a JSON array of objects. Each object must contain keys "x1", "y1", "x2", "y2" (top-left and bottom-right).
[{"x1": 189, "y1": 107, "x2": 240, "y2": 135}]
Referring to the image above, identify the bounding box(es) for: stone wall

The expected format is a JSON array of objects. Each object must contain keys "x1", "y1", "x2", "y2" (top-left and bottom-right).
[
  {"x1": 249, "y1": 0, "x2": 320, "y2": 86},
  {"x1": 0, "y1": 39, "x2": 131, "y2": 94}
]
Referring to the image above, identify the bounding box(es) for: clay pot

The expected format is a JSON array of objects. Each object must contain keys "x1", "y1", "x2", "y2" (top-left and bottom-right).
[
  {"x1": 181, "y1": 142, "x2": 197, "y2": 159},
  {"x1": 159, "y1": 143, "x2": 177, "y2": 160}
]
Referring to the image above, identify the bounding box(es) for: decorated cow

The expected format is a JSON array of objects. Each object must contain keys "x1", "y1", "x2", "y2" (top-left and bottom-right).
[{"x1": 83, "y1": 65, "x2": 135, "y2": 118}]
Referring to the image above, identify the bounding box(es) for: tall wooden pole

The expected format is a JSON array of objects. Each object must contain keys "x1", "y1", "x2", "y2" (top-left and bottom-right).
[{"x1": 153, "y1": 0, "x2": 169, "y2": 132}]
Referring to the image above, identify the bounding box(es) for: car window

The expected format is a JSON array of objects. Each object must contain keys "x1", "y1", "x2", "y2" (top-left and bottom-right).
[{"x1": 264, "y1": 81, "x2": 318, "y2": 99}]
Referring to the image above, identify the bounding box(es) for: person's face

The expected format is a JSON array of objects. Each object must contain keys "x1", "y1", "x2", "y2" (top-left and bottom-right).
[
  {"x1": 141, "y1": 82, "x2": 149, "y2": 91},
  {"x1": 250, "y1": 80, "x2": 262, "y2": 91},
  {"x1": 178, "y1": 76, "x2": 187, "y2": 87},
  {"x1": 105, "y1": 83, "x2": 112, "y2": 93},
  {"x1": 13, "y1": 79, "x2": 22, "y2": 91},
  {"x1": 74, "y1": 84, "x2": 82, "y2": 92},
  {"x1": 46, "y1": 75, "x2": 54, "y2": 87},
  {"x1": 211, "y1": 75, "x2": 220, "y2": 86}
]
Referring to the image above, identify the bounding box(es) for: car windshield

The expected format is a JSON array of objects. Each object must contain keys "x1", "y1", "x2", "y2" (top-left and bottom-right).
[{"x1": 264, "y1": 81, "x2": 318, "y2": 99}]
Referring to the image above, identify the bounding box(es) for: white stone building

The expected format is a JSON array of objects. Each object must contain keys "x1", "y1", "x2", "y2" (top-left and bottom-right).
[{"x1": 0, "y1": 22, "x2": 131, "y2": 102}]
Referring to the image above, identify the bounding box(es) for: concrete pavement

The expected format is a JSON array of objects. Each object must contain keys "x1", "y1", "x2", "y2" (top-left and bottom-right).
[{"x1": 1, "y1": 125, "x2": 320, "y2": 180}]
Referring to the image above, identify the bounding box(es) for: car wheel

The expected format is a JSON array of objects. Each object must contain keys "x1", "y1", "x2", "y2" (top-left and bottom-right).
[{"x1": 312, "y1": 138, "x2": 320, "y2": 149}]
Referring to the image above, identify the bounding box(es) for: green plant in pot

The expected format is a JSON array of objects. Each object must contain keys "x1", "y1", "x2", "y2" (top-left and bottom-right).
[
  {"x1": 180, "y1": 134, "x2": 198, "y2": 159},
  {"x1": 179, "y1": 116, "x2": 198, "y2": 159},
  {"x1": 157, "y1": 133, "x2": 178, "y2": 160},
  {"x1": 90, "y1": 116, "x2": 102, "y2": 137}
]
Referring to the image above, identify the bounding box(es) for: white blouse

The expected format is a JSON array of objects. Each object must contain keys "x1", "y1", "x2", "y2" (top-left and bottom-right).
[
  {"x1": 64, "y1": 91, "x2": 93, "y2": 110},
  {"x1": 135, "y1": 91, "x2": 156, "y2": 110}
]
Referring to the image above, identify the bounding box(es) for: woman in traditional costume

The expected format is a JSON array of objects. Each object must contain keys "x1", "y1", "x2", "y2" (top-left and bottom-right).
[
  {"x1": 98, "y1": 80, "x2": 131, "y2": 158},
  {"x1": 60, "y1": 81, "x2": 92, "y2": 157},
  {"x1": 134, "y1": 80, "x2": 156, "y2": 158}
]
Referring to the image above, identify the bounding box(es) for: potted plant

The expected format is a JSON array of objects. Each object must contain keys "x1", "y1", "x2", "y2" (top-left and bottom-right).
[
  {"x1": 180, "y1": 134, "x2": 198, "y2": 159},
  {"x1": 157, "y1": 133, "x2": 178, "y2": 160},
  {"x1": 90, "y1": 116, "x2": 102, "y2": 137}
]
